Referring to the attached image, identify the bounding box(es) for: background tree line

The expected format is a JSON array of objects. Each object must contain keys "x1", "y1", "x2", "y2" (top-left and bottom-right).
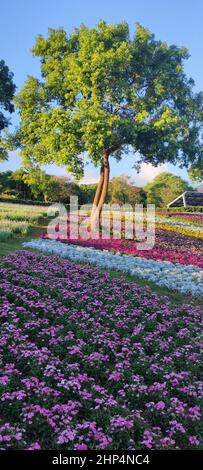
[{"x1": 0, "y1": 169, "x2": 194, "y2": 207}]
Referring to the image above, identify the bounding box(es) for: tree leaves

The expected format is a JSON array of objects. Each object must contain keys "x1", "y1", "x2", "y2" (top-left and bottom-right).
[
  {"x1": 13, "y1": 22, "x2": 203, "y2": 178},
  {"x1": 0, "y1": 60, "x2": 16, "y2": 160}
]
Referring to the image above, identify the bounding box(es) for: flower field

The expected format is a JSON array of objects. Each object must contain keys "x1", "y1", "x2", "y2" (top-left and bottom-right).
[
  {"x1": 1, "y1": 3, "x2": 203, "y2": 459},
  {"x1": 41, "y1": 237, "x2": 203, "y2": 268},
  {"x1": 28, "y1": 209, "x2": 203, "y2": 297},
  {"x1": 0, "y1": 250, "x2": 202, "y2": 450},
  {"x1": 0, "y1": 203, "x2": 47, "y2": 241},
  {"x1": 25, "y1": 239, "x2": 203, "y2": 297}
]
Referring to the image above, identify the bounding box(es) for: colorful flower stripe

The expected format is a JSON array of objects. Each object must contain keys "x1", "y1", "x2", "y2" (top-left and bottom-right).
[
  {"x1": 42, "y1": 236, "x2": 203, "y2": 268},
  {"x1": 155, "y1": 229, "x2": 203, "y2": 257},
  {"x1": 156, "y1": 216, "x2": 203, "y2": 230},
  {"x1": 156, "y1": 223, "x2": 203, "y2": 240},
  {"x1": 157, "y1": 211, "x2": 203, "y2": 219},
  {"x1": 23, "y1": 239, "x2": 203, "y2": 297},
  {"x1": 0, "y1": 250, "x2": 202, "y2": 450},
  {"x1": 169, "y1": 215, "x2": 203, "y2": 225},
  {"x1": 156, "y1": 212, "x2": 203, "y2": 224}
]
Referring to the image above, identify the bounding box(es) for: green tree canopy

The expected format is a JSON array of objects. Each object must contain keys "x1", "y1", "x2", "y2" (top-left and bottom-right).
[
  {"x1": 21, "y1": 167, "x2": 60, "y2": 202},
  {"x1": 144, "y1": 172, "x2": 193, "y2": 207},
  {"x1": 109, "y1": 174, "x2": 146, "y2": 205},
  {"x1": 13, "y1": 21, "x2": 203, "y2": 223},
  {"x1": 189, "y1": 166, "x2": 203, "y2": 183},
  {"x1": 0, "y1": 60, "x2": 16, "y2": 159},
  {"x1": 0, "y1": 171, "x2": 14, "y2": 194}
]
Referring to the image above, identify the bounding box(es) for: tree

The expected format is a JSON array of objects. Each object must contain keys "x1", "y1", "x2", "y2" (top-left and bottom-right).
[
  {"x1": 52, "y1": 176, "x2": 82, "y2": 203},
  {"x1": 0, "y1": 170, "x2": 29, "y2": 198},
  {"x1": 22, "y1": 168, "x2": 60, "y2": 202},
  {"x1": 144, "y1": 172, "x2": 193, "y2": 207},
  {"x1": 79, "y1": 184, "x2": 98, "y2": 205},
  {"x1": 13, "y1": 21, "x2": 203, "y2": 227},
  {"x1": 12, "y1": 168, "x2": 33, "y2": 199},
  {"x1": 0, "y1": 171, "x2": 14, "y2": 195},
  {"x1": 109, "y1": 174, "x2": 146, "y2": 205},
  {"x1": 0, "y1": 60, "x2": 16, "y2": 159}
]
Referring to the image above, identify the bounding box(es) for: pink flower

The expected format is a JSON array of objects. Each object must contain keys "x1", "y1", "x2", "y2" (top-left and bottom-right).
[
  {"x1": 110, "y1": 415, "x2": 133, "y2": 430},
  {"x1": 108, "y1": 371, "x2": 123, "y2": 382},
  {"x1": 132, "y1": 324, "x2": 143, "y2": 336},
  {"x1": 189, "y1": 436, "x2": 199, "y2": 445},
  {"x1": 74, "y1": 444, "x2": 88, "y2": 450},
  {"x1": 155, "y1": 401, "x2": 165, "y2": 411},
  {"x1": 27, "y1": 442, "x2": 41, "y2": 450}
]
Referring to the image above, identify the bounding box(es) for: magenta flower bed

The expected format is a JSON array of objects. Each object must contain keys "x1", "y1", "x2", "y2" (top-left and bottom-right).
[
  {"x1": 42, "y1": 214, "x2": 203, "y2": 267},
  {"x1": 42, "y1": 227, "x2": 203, "y2": 267},
  {"x1": 54, "y1": 237, "x2": 203, "y2": 268},
  {"x1": 0, "y1": 250, "x2": 202, "y2": 450}
]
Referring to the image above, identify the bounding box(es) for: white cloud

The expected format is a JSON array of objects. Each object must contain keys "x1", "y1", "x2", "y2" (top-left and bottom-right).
[
  {"x1": 79, "y1": 162, "x2": 168, "y2": 186},
  {"x1": 79, "y1": 170, "x2": 99, "y2": 185},
  {"x1": 131, "y1": 163, "x2": 168, "y2": 187}
]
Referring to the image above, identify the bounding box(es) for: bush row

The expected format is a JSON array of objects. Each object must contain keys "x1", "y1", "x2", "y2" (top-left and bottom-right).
[{"x1": 167, "y1": 206, "x2": 203, "y2": 213}]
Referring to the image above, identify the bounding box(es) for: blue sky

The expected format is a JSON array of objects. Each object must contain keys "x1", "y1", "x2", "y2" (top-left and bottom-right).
[{"x1": 0, "y1": 0, "x2": 202, "y2": 186}]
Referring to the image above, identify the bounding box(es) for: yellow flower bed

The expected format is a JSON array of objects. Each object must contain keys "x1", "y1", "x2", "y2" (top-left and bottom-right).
[{"x1": 156, "y1": 223, "x2": 203, "y2": 240}]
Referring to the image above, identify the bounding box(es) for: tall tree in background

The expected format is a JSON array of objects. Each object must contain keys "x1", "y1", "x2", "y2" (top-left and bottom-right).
[
  {"x1": 0, "y1": 60, "x2": 16, "y2": 160},
  {"x1": 144, "y1": 172, "x2": 193, "y2": 207},
  {"x1": 109, "y1": 175, "x2": 146, "y2": 205},
  {"x1": 22, "y1": 167, "x2": 60, "y2": 202},
  {"x1": 14, "y1": 21, "x2": 203, "y2": 227}
]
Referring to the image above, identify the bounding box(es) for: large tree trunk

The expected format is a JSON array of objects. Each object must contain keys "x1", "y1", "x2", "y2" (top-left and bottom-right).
[
  {"x1": 90, "y1": 151, "x2": 110, "y2": 231},
  {"x1": 90, "y1": 163, "x2": 104, "y2": 219}
]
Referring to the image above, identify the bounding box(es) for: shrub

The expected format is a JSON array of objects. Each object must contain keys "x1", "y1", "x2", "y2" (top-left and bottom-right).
[{"x1": 167, "y1": 206, "x2": 203, "y2": 213}]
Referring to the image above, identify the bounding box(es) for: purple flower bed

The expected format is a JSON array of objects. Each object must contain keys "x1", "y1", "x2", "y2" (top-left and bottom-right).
[
  {"x1": 0, "y1": 250, "x2": 202, "y2": 450},
  {"x1": 155, "y1": 229, "x2": 203, "y2": 256}
]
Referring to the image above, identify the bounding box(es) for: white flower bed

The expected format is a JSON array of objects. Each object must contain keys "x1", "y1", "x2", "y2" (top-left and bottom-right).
[{"x1": 23, "y1": 239, "x2": 203, "y2": 298}]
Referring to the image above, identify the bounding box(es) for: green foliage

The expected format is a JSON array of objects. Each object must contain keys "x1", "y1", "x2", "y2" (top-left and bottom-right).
[
  {"x1": 0, "y1": 169, "x2": 92, "y2": 204},
  {"x1": 0, "y1": 171, "x2": 15, "y2": 194},
  {"x1": 53, "y1": 176, "x2": 82, "y2": 203},
  {"x1": 189, "y1": 166, "x2": 203, "y2": 183},
  {"x1": 0, "y1": 169, "x2": 36, "y2": 200},
  {"x1": 0, "y1": 201, "x2": 47, "y2": 239},
  {"x1": 0, "y1": 228, "x2": 13, "y2": 241},
  {"x1": 22, "y1": 167, "x2": 60, "y2": 202},
  {"x1": 109, "y1": 174, "x2": 146, "y2": 205},
  {"x1": 79, "y1": 183, "x2": 101, "y2": 204},
  {"x1": 13, "y1": 21, "x2": 203, "y2": 177},
  {"x1": 0, "y1": 60, "x2": 16, "y2": 159},
  {"x1": 144, "y1": 172, "x2": 193, "y2": 206},
  {"x1": 167, "y1": 205, "x2": 203, "y2": 213},
  {"x1": 0, "y1": 196, "x2": 49, "y2": 205},
  {"x1": 11, "y1": 169, "x2": 33, "y2": 199}
]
